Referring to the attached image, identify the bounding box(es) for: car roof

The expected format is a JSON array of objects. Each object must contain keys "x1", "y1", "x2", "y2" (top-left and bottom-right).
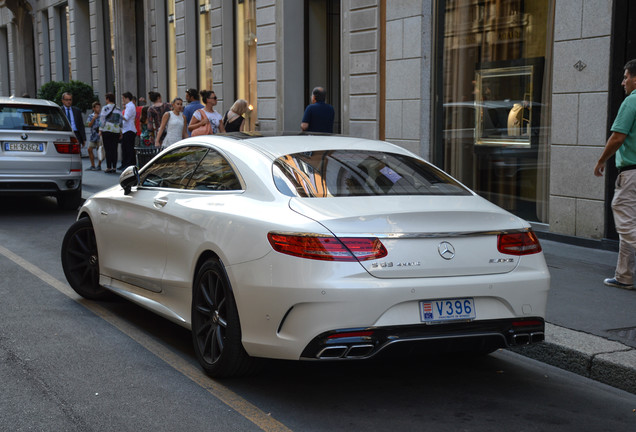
[
  {"x1": 0, "y1": 97, "x2": 60, "y2": 108},
  {"x1": 201, "y1": 133, "x2": 417, "y2": 160}
]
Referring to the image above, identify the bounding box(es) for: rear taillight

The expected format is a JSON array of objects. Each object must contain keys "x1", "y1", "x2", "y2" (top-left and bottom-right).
[
  {"x1": 497, "y1": 231, "x2": 542, "y2": 255},
  {"x1": 267, "y1": 233, "x2": 388, "y2": 262},
  {"x1": 55, "y1": 136, "x2": 80, "y2": 154}
]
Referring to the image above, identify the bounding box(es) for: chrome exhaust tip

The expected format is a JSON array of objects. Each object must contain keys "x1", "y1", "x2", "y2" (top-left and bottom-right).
[
  {"x1": 530, "y1": 332, "x2": 545, "y2": 343},
  {"x1": 316, "y1": 346, "x2": 348, "y2": 359},
  {"x1": 512, "y1": 333, "x2": 530, "y2": 345},
  {"x1": 345, "y1": 344, "x2": 374, "y2": 358}
]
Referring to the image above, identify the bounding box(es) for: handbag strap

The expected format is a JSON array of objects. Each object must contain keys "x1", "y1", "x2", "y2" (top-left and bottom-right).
[{"x1": 199, "y1": 109, "x2": 210, "y2": 124}]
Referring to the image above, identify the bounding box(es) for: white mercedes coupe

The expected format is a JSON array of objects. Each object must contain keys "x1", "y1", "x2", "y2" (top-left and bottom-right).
[{"x1": 61, "y1": 134, "x2": 550, "y2": 377}]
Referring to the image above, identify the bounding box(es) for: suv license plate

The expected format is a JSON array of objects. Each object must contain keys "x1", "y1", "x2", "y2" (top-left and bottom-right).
[
  {"x1": 419, "y1": 298, "x2": 476, "y2": 323},
  {"x1": 4, "y1": 142, "x2": 44, "y2": 152}
]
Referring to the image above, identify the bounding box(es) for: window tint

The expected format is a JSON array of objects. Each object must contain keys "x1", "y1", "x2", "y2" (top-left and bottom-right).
[
  {"x1": 187, "y1": 149, "x2": 241, "y2": 191},
  {"x1": 0, "y1": 104, "x2": 70, "y2": 131},
  {"x1": 273, "y1": 150, "x2": 470, "y2": 197},
  {"x1": 140, "y1": 146, "x2": 208, "y2": 189}
]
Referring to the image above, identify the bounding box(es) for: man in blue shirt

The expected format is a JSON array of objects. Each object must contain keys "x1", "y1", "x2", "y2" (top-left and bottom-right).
[
  {"x1": 594, "y1": 59, "x2": 636, "y2": 290},
  {"x1": 301, "y1": 86, "x2": 335, "y2": 133},
  {"x1": 184, "y1": 88, "x2": 204, "y2": 136}
]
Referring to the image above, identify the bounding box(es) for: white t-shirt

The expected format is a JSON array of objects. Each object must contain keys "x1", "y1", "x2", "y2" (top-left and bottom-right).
[
  {"x1": 122, "y1": 101, "x2": 137, "y2": 134},
  {"x1": 193, "y1": 109, "x2": 222, "y2": 134}
]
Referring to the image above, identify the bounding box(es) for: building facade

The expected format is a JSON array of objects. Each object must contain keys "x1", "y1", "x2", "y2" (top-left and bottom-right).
[{"x1": 0, "y1": 0, "x2": 631, "y2": 245}]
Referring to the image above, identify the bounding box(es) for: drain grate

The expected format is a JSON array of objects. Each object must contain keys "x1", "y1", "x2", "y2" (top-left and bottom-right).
[{"x1": 605, "y1": 326, "x2": 636, "y2": 342}]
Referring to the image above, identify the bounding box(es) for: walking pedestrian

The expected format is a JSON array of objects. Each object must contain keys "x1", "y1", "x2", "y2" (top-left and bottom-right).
[
  {"x1": 594, "y1": 58, "x2": 636, "y2": 290},
  {"x1": 300, "y1": 86, "x2": 335, "y2": 133},
  {"x1": 155, "y1": 97, "x2": 188, "y2": 149},
  {"x1": 61, "y1": 92, "x2": 87, "y2": 150},
  {"x1": 121, "y1": 91, "x2": 137, "y2": 170},
  {"x1": 222, "y1": 99, "x2": 249, "y2": 132},
  {"x1": 99, "y1": 93, "x2": 123, "y2": 174},
  {"x1": 147, "y1": 91, "x2": 171, "y2": 146},
  {"x1": 183, "y1": 88, "x2": 204, "y2": 135},
  {"x1": 188, "y1": 90, "x2": 225, "y2": 135},
  {"x1": 139, "y1": 106, "x2": 152, "y2": 147},
  {"x1": 85, "y1": 101, "x2": 102, "y2": 170}
]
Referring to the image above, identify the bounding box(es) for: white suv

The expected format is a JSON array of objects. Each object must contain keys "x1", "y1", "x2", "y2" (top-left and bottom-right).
[{"x1": 0, "y1": 97, "x2": 83, "y2": 209}]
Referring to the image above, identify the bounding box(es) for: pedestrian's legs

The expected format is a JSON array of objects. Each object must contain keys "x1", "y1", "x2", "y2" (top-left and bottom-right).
[
  {"x1": 611, "y1": 170, "x2": 636, "y2": 284},
  {"x1": 88, "y1": 144, "x2": 95, "y2": 167},
  {"x1": 103, "y1": 132, "x2": 118, "y2": 170},
  {"x1": 122, "y1": 131, "x2": 136, "y2": 168}
]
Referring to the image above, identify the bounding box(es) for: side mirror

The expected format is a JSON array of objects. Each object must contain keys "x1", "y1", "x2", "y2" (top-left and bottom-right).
[{"x1": 120, "y1": 165, "x2": 139, "y2": 195}]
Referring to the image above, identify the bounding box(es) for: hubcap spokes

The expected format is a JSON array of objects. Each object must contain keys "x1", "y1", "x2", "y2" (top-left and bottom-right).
[
  {"x1": 67, "y1": 227, "x2": 99, "y2": 286},
  {"x1": 195, "y1": 269, "x2": 227, "y2": 364}
]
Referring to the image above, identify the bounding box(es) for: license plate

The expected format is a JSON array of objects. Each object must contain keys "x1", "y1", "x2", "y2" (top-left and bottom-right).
[
  {"x1": 419, "y1": 298, "x2": 476, "y2": 323},
  {"x1": 4, "y1": 142, "x2": 44, "y2": 152}
]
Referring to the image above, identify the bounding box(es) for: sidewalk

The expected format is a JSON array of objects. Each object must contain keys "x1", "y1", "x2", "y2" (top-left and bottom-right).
[
  {"x1": 78, "y1": 157, "x2": 636, "y2": 393},
  {"x1": 513, "y1": 238, "x2": 636, "y2": 394}
]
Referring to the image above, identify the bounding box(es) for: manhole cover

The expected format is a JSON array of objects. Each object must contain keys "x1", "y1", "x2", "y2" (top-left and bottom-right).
[{"x1": 606, "y1": 326, "x2": 636, "y2": 342}]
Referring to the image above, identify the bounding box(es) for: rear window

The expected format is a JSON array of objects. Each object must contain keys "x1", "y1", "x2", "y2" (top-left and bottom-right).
[
  {"x1": 0, "y1": 104, "x2": 71, "y2": 131},
  {"x1": 273, "y1": 150, "x2": 471, "y2": 197}
]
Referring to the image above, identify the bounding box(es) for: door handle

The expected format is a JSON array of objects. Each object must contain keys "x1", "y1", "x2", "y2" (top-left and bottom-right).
[{"x1": 153, "y1": 198, "x2": 168, "y2": 208}]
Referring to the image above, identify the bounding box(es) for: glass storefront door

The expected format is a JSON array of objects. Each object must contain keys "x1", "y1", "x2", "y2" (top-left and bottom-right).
[{"x1": 441, "y1": 0, "x2": 553, "y2": 222}]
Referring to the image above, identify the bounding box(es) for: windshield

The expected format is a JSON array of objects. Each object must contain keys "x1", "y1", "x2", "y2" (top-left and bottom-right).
[
  {"x1": 273, "y1": 150, "x2": 471, "y2": 197},
  {"x1": 0, "y1": 104, "x2": 71, "y2": 131}
]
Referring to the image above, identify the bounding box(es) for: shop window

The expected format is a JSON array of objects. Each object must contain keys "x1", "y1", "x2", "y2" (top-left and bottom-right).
[
  {"x1": 235, "y1": 0, "x2": 257, "y2": 131},
  {"x1": 441, "y1": 0, "x2": 552, "y2": 223}
]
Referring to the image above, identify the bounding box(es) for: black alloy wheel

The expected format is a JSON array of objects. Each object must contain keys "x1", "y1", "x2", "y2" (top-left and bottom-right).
[
  {"x1": 61, "y1": 218, "x2": 110, "y2": 300},
  {"x1": 191, "y1": 258, "x2": 255, "y2": 378}
]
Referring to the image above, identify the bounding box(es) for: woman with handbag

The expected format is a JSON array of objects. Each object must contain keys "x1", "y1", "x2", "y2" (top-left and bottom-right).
[
  {"x1": 155, "y1": 97, "x2": 188, "y2": 149},
  {"x1": 188, "y1": 90, "x2": 226, "y2": 136}
]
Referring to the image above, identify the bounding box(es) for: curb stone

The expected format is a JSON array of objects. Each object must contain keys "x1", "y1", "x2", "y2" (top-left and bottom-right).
[{"x1": 511, "y1": 323, "x2": 636, "y2": 394}]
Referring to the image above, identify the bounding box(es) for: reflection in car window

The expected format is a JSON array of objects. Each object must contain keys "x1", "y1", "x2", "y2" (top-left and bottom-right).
[
  {"x1": 139, "y1": 146, "x2": 208, "y2": 189},
  {"x1": 273, "y1": 150, "x2": 470, "y2": 197},
  {"x1": 0, "y1": 104, "x2": 70, "y2": 131},
  {"x1": 186, "y1": 149, "x2": 241, "y2": 191}
]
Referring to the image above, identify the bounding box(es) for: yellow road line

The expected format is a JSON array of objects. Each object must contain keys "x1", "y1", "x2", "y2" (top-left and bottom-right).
[{"x1": 0, "y1": 244, "x2": 292, "y2": 432}]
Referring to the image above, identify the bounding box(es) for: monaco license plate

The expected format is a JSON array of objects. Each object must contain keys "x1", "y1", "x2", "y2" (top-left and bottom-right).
[
  {"x1": 419, "y1": 298, "x2": 476, "y2": 323},
  {"x1": 4, "y1": 142, "x2": 44, "y2": 152}
]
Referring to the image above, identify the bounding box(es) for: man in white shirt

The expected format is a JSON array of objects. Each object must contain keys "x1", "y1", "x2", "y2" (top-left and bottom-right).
[{"x1": 121, "y1": 91, "x2": 137, "y2": 170}]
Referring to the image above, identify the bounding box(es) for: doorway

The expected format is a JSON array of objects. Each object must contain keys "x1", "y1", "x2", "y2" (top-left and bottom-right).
[{"x1": 305, "y1": 0, "x2": 341, "y2": 133}]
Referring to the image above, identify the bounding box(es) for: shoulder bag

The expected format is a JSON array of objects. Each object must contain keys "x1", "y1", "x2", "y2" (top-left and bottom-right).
[{"x1": 191, "y1": 109, "x2": 213, "y2": 136}]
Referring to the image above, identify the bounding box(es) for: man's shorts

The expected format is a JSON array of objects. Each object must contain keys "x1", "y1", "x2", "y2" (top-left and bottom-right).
[{"x1": 88, "y1": 139, "x2": 102, "y2": 149}]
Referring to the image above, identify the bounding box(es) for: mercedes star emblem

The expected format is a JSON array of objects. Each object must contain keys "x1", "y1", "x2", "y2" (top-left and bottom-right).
[{"x1": 438, "y1": 241, "x2": 455, "y2": 260}]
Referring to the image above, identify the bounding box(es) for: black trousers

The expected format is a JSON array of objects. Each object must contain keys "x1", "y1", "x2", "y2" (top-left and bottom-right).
[
  {"x1": 121, "y1": 131, "x2": 136, "y2": 168},
  {"x1": 102, "y1": 132, "x2": 119, "y2": 170}
]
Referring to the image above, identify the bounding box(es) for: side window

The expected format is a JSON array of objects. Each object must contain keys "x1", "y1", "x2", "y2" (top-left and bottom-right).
[
  {"x1": 139, "y1": 146, "x2": 208, "y2": 189},
  {"x1": 187, "y1": 149, "x2": 241, "y2": 191}
]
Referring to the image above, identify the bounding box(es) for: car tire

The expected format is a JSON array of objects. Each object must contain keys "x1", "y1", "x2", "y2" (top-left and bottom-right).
[
  {"x1": 58, "y1": 187, "x2": 82, "y2": 210},
  {"x1": 191, "y1": 258, "x2": 256, "y2": 378},
  {"x1": 61, "y1": 217, "x2": 111, "y2": 300}
]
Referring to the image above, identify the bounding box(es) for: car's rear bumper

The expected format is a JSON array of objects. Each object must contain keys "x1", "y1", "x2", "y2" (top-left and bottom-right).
[
  {"x1": 299, "y1": 317, "x2": 545, "y2": 360},
  {"x1": 0, "y1": 173, "x2": 82, "y2": 195}
]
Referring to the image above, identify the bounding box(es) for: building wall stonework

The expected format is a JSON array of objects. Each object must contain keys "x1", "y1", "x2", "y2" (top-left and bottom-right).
[
  {"x1": 385, "y1": 0, "x2": 423, "y2": 155},
  {"x1": 549, "y1": 0, "x2": 613, "y2": 239},
  {"x1": 255, "y1": 0, "x2": 277, "y2": 131},
  {"x1": 342, "y1": 0, "x2": 380, "y2": 139}
]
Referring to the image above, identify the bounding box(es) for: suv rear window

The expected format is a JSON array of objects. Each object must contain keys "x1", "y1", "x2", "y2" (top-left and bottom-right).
[
  {"x1": 273, "y1": 150, "x2": 471, "y2": 197},
  {"x1": 0, "y1": 104, "x2": 71, "y2": 131}
]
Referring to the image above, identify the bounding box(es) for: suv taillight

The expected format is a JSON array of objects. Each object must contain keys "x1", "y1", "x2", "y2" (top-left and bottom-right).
[
  {"x1": 55, "y1": 136, "x2": 80, "y2": 154},
  {"x1": 497, "y1": 231, "x2": 542, "y2": 255},
  {"x1": 267, "y1": 233, "x2": 388, "y2": 262}
]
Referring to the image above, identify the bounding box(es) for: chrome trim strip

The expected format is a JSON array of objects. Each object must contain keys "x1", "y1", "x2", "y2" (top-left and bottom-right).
[{"x1": 270, "y1": 228, "x2": 533, "y2": 240}]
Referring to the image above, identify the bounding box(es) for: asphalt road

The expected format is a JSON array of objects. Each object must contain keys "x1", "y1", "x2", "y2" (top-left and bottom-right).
[{"x1": 1, "y1": 195, "x2": 636, "y2": 432}]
